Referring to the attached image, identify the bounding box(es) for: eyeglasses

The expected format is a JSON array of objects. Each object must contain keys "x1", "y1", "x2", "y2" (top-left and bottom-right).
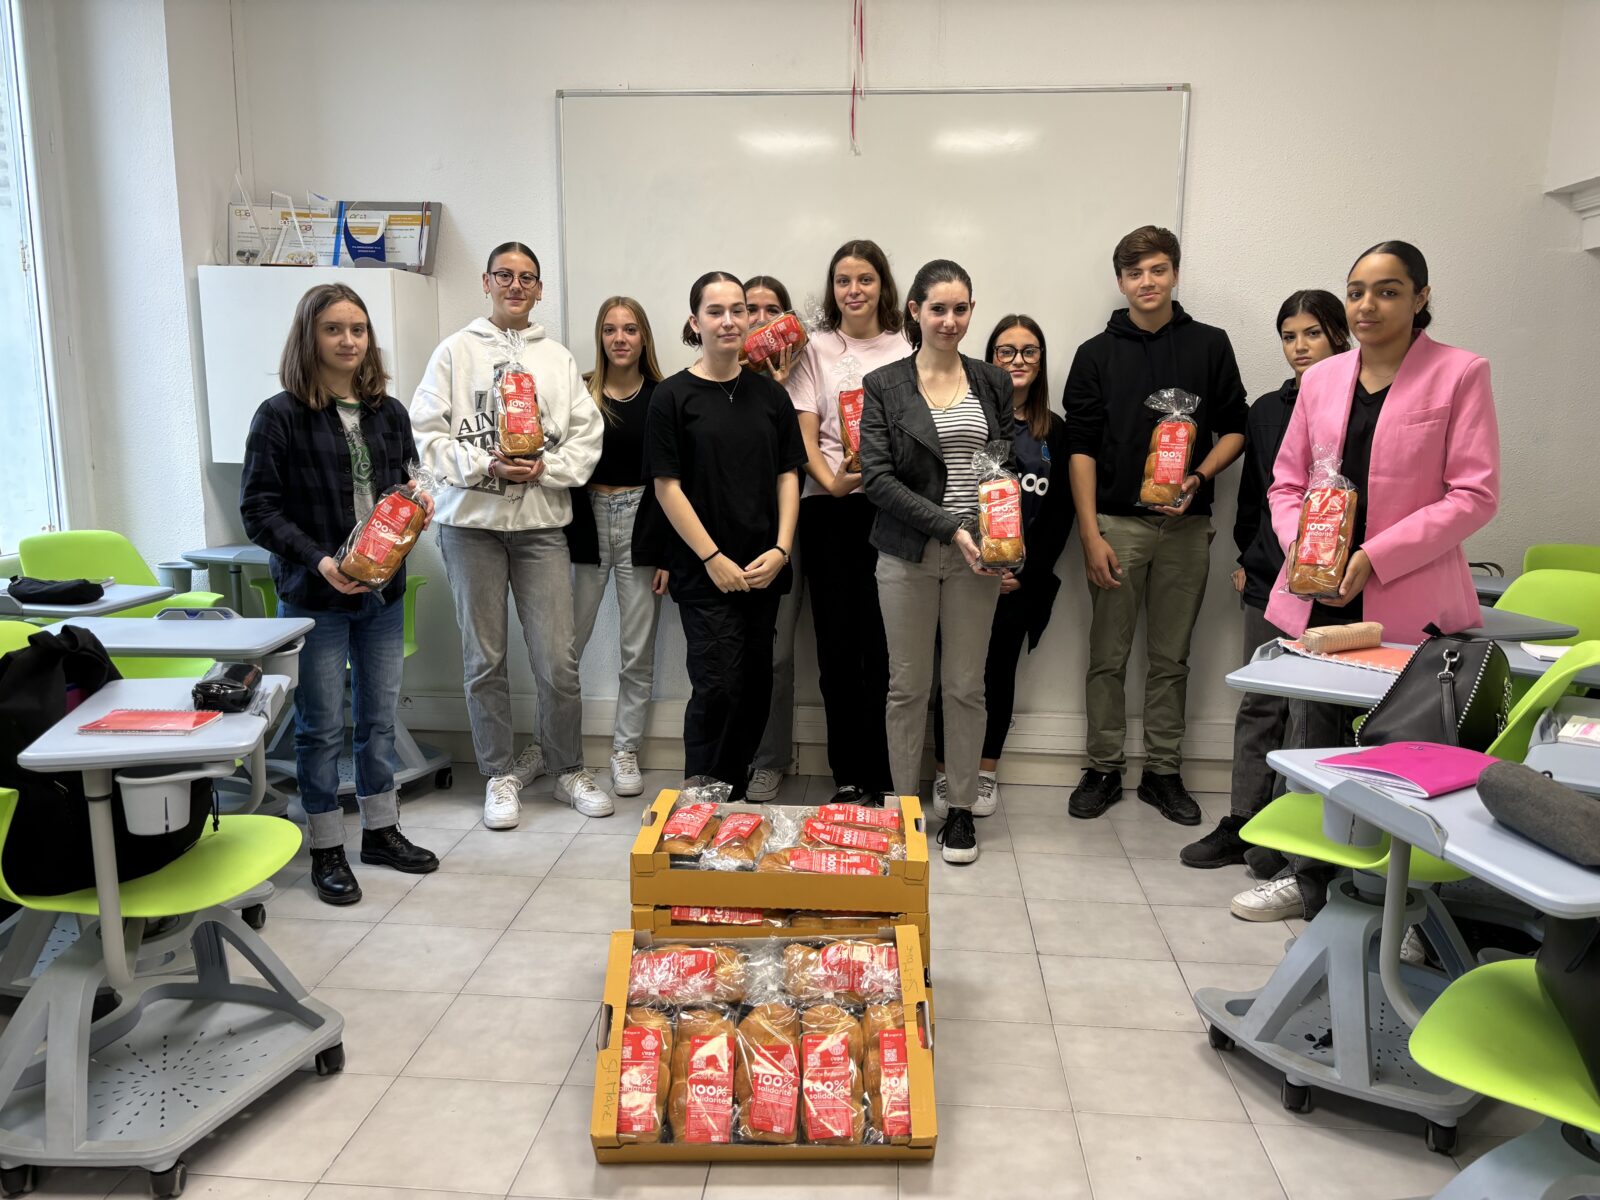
[
  {"x1": 994, "y1": 345, "x2": 1041, "y2": 364},
  {"x1": 490, "y1": 270, "x2": 540, "y2": 288}
]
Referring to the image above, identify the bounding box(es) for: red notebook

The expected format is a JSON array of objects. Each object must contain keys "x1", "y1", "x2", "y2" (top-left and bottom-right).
[
  {"x1": 79, "y1": 709, "x2": 221, "y2": 735},
  {"x1": 1318, "y1": 742, "x2": 1497, "y2": 799}
]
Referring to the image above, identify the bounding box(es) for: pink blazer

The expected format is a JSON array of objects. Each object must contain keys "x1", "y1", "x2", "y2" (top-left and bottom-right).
[{"x1": 1265, "y1": 332, "x2": 1499, "y2": 644}]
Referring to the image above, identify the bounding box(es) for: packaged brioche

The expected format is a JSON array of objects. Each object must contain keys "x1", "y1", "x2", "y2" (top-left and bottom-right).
[
  {"x1": 836, "y1": 355, "x2": 865, "y2": 474},
  {"x1": 757, "y1": 846, "x2": 887, "y2": 876},
  {"x1": 735, "y1": 1003, "x2": 802, "y2": 1144},
  {"x1": 862, "y1": 1001, "x2": 912, "y2": 1143},
  {"x1": 701, "y1": 812, "x2": 769, "y2": 871},
  {"x1": 669, "y1": 905, "x2": 786, "y2": 927},
  {"x1": 660, "y1": 802, "x2": 720, "y2": 856},
  {"x1": 816, "y1": 802, "x2": 902, "y2": 833},
  {"x1": 973, "y1": 440, "x2": 1025, "y2": 570},
  {"x1": 617, "y1": 1008, "x2": 673, "y2": 1144},
  {"x1": 628, "y1": 944, "x2": 746, "y2": 1005},
  {"x1": 1286, "y1": 445, "x2": 1359, "y2": 599},
  {"x1": 800, "y1": 1004, "x2": 866, "y2": 1144},
  {"x1": 783, "y1": 939, "x2": 900, "y2": 1006},
  {"x1": 335, "y1": 466, "x2": 436, "y2": 588},
  {"x1": 1138, "y1": 389, "x2": 1200, "y2": 508},
  {"x1": 800, "y1": 817, "x2": 904, "y2": 859},
  {"x1": 493, "y1": 329, "x2": 544, "y2": 458},
  {"x1": 668, "y1": 1008, "x2": 736, "y2": 1144},
  {"x1": 743, "y1": 312, "x2": 808, "y2": 372}
]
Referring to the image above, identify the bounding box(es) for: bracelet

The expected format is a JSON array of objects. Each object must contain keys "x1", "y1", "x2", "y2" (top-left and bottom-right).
[
  {"x1": 1188, "y1": 471, "x2": 1207, "y2": 488},
  {"x1": 775, "y1": 546, "x2": 791, "y2": 564},
  {"x1": 700, "y1": 548, "x2": 721, "y2": 564}
]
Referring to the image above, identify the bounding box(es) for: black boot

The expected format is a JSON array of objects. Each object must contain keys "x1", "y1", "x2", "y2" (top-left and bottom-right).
[
  {"x1": 360, "y1": 825, "x2": 440, "y2": 873},
  {"x1": 310, "y1": 847, "x2": 362, "y2": 906},
  {"x1": 1180, "y1": 814, "x2": 1250, "y2": 868}
]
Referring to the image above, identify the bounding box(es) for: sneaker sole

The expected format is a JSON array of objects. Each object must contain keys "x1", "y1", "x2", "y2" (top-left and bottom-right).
[
  {"x1": 558, "y1": 791, "x2": 615, "y2": 818},
  {"x1": 483, "y1": 813, "x2": 521, "y2": 831},
  {"x1": 1178, "y1": 850, "x2": 1249, "y2": 869},
  {"x1": 359, "y1": 851, "x2": 440, "y2": 874},
  {"x1": 746, "y1": 789, "x2": 780, "y2": 804},
  {"x1": 941, "y1": 845, "x2": 979, "y2": 864},
  {"x1": 1229, "y1": 901, "x2": 1298, "y2": 922},
  {"x1": 612, "y1": 779, "x2": 644, "y2": 798},
  {"x1": 1136, "y1": 787, "x2": 1203, "y2": 827}
]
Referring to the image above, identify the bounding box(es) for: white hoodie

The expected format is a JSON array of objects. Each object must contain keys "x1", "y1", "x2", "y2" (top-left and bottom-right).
[{"x1": 411, "y1": 317, "x2": 603, "y2": 530}]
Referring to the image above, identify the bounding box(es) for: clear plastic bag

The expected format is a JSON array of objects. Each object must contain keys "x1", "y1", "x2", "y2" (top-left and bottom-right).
[
  {"x1": 335, "y1": 462, "x2": 437, "y2": 588},
  {"x1": 814, "y1": 802, "x2": 902, "y2": 833},
  {"x1": 628, "y1": 943, "x2": 747, "y2": 1005},
  {"x1": 800, "y1": 816, "x2": 905, "y2": 860},
  {"x1": 735, "y1": 1001, "x2": 803, "y2": 1144},
  {"x1": 756, "y1": 845, "x2": 888, "y2": 876},
  {"x1": 782, "y1": 939, "x2": 900, "y2": 1006},
  {"x1": 668, "y1": 1006, "x2": 738, "y2": 1144},
  {"x1": 863, "y1": 1000, "x2": 912, "y2": 1143},
  {"x1": 1284, "y1": 443, "x2": 1359, "y2": 599},
  {"x1": 836, "y1": 355, "x2": 865, "y2": 474},
  {"x1": 494, "y1": 328, "x2": 544, "y2": 458},
  {"x1": 698, "y1": 812, "x2": 771, "y2": 871},
  {"x1": 618, "y1": 1007, "x2": 674, "y2": 1144},
  {"x1": 1138, "y1": 388, "x2": 1200, "y2": 508},
  {"x1": 742, "y1": 311, "x2": 809, "y2": 372},
  {"x1": 800, "y1": 1003, "x2": 868, "y2": 1144},
  {"x1": 972, "y1": 440, "x2": 1025, "y2": 570},
  {"x1": 669, "y1": 904, "x2": 786, "y2": 927}
]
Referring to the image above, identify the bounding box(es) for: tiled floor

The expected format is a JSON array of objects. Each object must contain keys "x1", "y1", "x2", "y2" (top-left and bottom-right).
[{"x1": 42, "y1": 768, "x2": 1543, "y2": 1200}]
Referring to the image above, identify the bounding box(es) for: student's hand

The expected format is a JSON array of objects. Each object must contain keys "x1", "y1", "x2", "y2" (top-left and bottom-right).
[
  {"x1": 999, "y1": 570, "x2": 1022, "y2": 595},
  {"x1": 652, "y1": 569, "x2": 671, "y2": 597},
  {"x1": 705, "y1": 552, "x2": 750, "y2": 593},
  {"x1": 318, "y1": 556, "x2": 370, "y2": 595},
  {"x1": 1321, "y1": 549, "x2": 1374, "y2": 608},
  {"x1": 767, "y1": 345, "x2": 798, "y2": 386},
  {"x1": 953, "y1": 529, "x2": 998, "y2": 576},
  {"x1": 743, "y1": 549, "x2": 787, "y2": 589},
  {"x1": 1082, "y1": 534, "x2": 1123, "y2": 589},
  {"x1": 1232, "y1": 567, "x2": 1246, "y2": 594},
  {"x1": 1151, "y1": 473, "x2": 1200, "y2": 517},
  {"x1": 827, "y1": 470, "x2": 863, "y2": 498},
  {"x1": 490, "y1": 451, "x2": 544, "y2": 484},
  {"x1": 410, "y1": 481, "x2": 436, "y2": 530}
]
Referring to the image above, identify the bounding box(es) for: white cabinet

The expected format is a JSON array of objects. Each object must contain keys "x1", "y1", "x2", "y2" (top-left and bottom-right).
[{"x1": 197, "y1": 265, "x2": 440, "y2": 463}]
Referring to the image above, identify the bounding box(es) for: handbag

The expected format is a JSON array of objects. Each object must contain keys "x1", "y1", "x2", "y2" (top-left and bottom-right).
[{"x1": 1357, "y1": 623, "x2": 1511, "y2": 751}]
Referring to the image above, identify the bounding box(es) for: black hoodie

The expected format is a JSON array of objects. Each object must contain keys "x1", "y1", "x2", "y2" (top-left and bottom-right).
[
  {"x1": 1233, "y1": 377, "x2": 1298, "y2": 610},
  {"x1": 1063, "y1": 302, "x2": 1248, "y2": 518}
]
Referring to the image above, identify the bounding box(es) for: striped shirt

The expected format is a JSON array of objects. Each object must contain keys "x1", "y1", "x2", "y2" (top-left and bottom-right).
[{"x1": 930, "y1": 390, "x2": 988, "y2": 517}]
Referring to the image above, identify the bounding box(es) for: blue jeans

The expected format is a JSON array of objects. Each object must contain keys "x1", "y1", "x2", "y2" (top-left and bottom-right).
[{"x1": 283, "y1": 594, "x2": 404, "y2": 849}]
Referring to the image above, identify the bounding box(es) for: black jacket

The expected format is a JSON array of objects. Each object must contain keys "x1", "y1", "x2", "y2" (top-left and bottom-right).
[
  {"x1": 859, "y1": 354, "x2": 1015, "y2": 562},
  {"x1": 1016, "y1": 411, "x2": 1075, "y2": 650},
  {"x1": 1062, "y1": 302, "x2": 1248, "y2": 517},
  {"x1": 1234, "y1": 378, "x2": 1298, "y2": 610},
  {"x1": 240, "y1": 390, "x2": 414, "y2": 611}
]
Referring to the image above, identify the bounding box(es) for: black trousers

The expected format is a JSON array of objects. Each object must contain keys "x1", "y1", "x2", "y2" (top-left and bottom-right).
[
  {"x1": 679, "y1": 589, "x2": 782, "y2": 801},
  {"x1": 932, "y1": 588, "x2": 1030, "y2": 764},
  {"x1": 799, "y1": 494, "x2": 893, "y2": 791}
]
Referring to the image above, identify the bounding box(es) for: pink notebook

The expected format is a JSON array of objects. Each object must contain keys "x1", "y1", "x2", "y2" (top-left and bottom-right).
[{"x1": 1318, "y1": 743, "x2": 1497, "y2": 799}]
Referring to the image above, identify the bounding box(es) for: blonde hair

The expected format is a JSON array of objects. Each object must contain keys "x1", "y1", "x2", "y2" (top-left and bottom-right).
[
  {"x1": 278, "y1": 283, "x2": 388, "y2": 411},
  {"x1": 586, "y1": 296, "x2": 664, "y2": 424}
]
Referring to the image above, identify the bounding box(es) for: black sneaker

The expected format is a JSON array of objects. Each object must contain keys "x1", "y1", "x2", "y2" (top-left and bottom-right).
[
  {"x1": 936, "y1": 808, "x2": 979, "y2": 864},
  {"x1": 1068, "y1": 769, "x2": 1123, "y2": 819},
  {"x1": 829, "y1": 785, "x2": 868, "y2": 805},
  {"x1": 1244, "y1": 846, "x2": 1289, "y2": 880},
  {"x1": 310, "y1": 847, "x2": 362, "y2": 906},
  {"x1": 360, "y1": 825, "x2": 440, "y2": 874},
  {"x1": 1138, "y1": 772, "x2": 1203, "y2": 826},
  {"x1": 1179, "y1": 814, "x2": 1250, "y2": 868}
]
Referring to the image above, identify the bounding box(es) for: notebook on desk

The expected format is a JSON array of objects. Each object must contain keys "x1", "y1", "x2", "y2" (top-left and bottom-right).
[
  {"x1": 1279, "y1": 639, "x2": 1415, "y2": 675},
  {"x1": 1318, "y1": 742, "x2": 1498, "y2": 799},
  {"x1": 78, "y1": 709, "x2": 221, "y2": 735}
]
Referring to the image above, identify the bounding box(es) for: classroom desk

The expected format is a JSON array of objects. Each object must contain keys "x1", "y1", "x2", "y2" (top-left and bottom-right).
[
  {"x1": 1523, "y1": 697, "x2": 1600, "y2": 797},
  {"x1": 0, "y1": 583, "x2": 172, "y2": 620},
  {"x1": 1473, "y1": 574, "x2": 1513, "y2": 602},
  {"x1": 62, "y1": 613, "x2": 312, "y2": 664},
  {"x1": 1462, "y1": 603, "x2": 1577, "y2": 643},
  {"x1": 181, "y1": 544, "x2": 270, "y2": 615}
]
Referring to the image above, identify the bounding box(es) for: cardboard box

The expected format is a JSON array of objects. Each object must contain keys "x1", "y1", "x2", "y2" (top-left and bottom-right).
[
  {"x1": 630, "y1": 905, "x2": 932, "y2": 969},
  {"x1": 590, "y1": 926, "x2": 937, "y2": 1162},
  {"x1": 630, "y1": 791, "x2": 929, "y2": 913}
]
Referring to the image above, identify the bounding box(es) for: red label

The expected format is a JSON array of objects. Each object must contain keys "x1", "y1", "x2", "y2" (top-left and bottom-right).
[
  {"x1": 499, "y1": 370, "x2": 539, "y2": 434},
  {"x1": 711, "y1": 812, "x2": 763, "y2": 847},
  {"x1": 351, "y1": 493, "x2": 419, "y2": 562},
  {"x1": 743, "y1": 314, "x2": 805, "y2": 365},
  {"x1": 980, "y1": 478, "x2": 1022, "y2": 539},
  {"x1": 817, "y1": 803, "x2": 901, "y2": 832},
  {"x1": 617, "y1": 1026, "x2": 663, "y2": 1134},
  {"x1": 670, "y1": 905, "x2": 765, "y2": 926},
  {"x1": 629, "y1": 947, "x2": 716, "y2": 1002},
  {"x1": 744, "y1": 1041, "x2": 799, "y2": 1136},
  {"x1": 661, "y1": 802, "x2": 717, "y2": 842},
  {"x1": 818, "y1": 941, "x2": 900, "y2": 995},
  {"x1": 838, "y1": 387, "x2": 865, "y2": 452},
  {"x1": 877, "y1": 1028, "x2": 912, "y2": 1136},
  {"x1": 805, "y1": 818, "x2": 892, "y2": 855},
  {"x1": 684, "y1": 1034, "x2": 734, "y2": 1143},
  {"x1": 1153, "y1": 420, "x2": 1193, "y2": 485},
  {"x1": 802, "y1": 1033, "x2": 855, "y2": 1140},
  {"x1": 1296, "y1": 487, "x2": 1352, "y2": 567},
  {"x1": 786, "y1": 848, "x2": 883, "y2": 876}
]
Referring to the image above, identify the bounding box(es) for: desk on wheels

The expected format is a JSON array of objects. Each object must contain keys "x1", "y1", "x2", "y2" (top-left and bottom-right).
[
  {"x1": 1473, "y1": 575, "x2": 1513, "y2": 603},
  {"x1": 0, "y1": 584, "x2": 173, "y2": 621},
  {"x1": 180, "y1": 545, "x2": 269, "y2": 616},
  {"x1": 63, "y1": 613, "x2": 312, "y2": 667},
  {"x1": 1462, "y1": 604, "x2": 1578, "y2": 643}
]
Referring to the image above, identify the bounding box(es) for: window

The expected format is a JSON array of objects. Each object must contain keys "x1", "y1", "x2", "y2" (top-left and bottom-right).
[{"x1": 0, "y1": 1, "x2": 59, "y2": 553}]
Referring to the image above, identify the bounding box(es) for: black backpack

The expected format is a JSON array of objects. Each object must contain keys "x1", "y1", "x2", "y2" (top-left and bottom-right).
[{"x1": 0, "y1": 625, "x2": 212, "y2": 895}]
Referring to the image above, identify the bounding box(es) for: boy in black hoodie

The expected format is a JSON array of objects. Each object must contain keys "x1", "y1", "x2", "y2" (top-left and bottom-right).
[{"x1": 1064, "y1": 226, "x2": 1246, "y2": 825}]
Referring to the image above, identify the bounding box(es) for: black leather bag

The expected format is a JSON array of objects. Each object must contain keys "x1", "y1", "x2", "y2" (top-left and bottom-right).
[
  {"x1": 6, "y1": 576, "x2": 104, "y2": 605},
  {"x1": 1536, "y1": 917, "x2": 1600, "y2": 1096},
  {"x1": 1357, "y1": 624, "x2": 1511, "y2": 751}
]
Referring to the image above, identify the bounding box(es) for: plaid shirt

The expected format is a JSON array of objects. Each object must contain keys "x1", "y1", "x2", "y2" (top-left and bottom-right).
[{"x1": 240, "y1": 390, "x2": 415, "y2": 611}]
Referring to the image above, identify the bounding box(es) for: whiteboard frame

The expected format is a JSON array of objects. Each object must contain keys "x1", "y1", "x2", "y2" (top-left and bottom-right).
[{"x1": 553, "y1": 85, "x2": 1192, "y2": 345}]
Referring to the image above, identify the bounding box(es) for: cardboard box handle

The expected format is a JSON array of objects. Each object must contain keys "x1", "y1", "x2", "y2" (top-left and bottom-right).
[
  {"x1": 916, "y1": 999, "x2": 934, "y2": 1050},
  {"x1": 640, "y1": 807, "x2": 659, "y2": 828},
  {"x1": 596, "y1": 1001, "x2": 614, "y2": 1051}
]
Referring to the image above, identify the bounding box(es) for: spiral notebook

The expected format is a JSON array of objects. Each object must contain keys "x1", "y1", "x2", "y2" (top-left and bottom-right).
[
  {"x1": 1318, "y1": 742, "x2": 1497, "y2": 799},
  {"x1": 1279, "y1": 639, "x2": 1414, "y2": 675},
  {"x1": 78, "y1": 709, "x2": 221, "y2": 735}
]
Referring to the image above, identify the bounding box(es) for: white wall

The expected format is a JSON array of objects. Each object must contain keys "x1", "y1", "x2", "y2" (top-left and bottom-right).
[{"x1": 1546, "y1": 0, "x2": 1600, "y2": 193}]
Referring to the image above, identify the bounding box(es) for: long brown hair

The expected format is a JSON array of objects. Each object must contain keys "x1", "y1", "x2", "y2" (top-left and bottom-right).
[
  {"x1": 279, "y1": 283, "x2": 388, "y2": 410},
  {"x1": 819, "y1": 238, "x2": 903, "y2": 336},
  {"x1": 985, "y1": 314, "x2": 1052, "y2": 441},
  {"x1": 586, "y1": 296, "x2": 664, "y2": 424}
]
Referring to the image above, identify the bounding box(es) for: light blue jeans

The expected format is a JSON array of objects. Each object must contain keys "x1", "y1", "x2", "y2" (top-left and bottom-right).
[
  {"x1": 282, "y1": 594, "x2": 404, "y2": 849},
  {"x1": 572, "y1": 488, "x2": 661, "y2": 752}
]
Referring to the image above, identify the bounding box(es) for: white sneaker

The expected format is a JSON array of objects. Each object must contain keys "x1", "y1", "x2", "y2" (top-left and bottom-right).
[
  {"x1": 747, "y1": 768, "x2": 782, "y2": 804},
  {"x1": 931, "y1": 772, "x2": 949, "y2": 819},
  {"x1": 1400, "y1": 927, "x2": 1426, "y2": 966},
  {"x1": 610, "y1": 751, "x2": 644, "y2": 798},
  {"x1": 512, "y1": 743, "x2": 545, "y2": 788},
  {"x1": 557, "y1": 769, "x2": 614, "y2": 818},
  {"x1": 974, "y1": 772, "x2": 999, "y2": 818},
  {"x1": 483, "y1": 775, "x2": 522, "y2": 830},
  {"x1": 1231, "y1": 876, "x2": 1302, "y2": 922}
]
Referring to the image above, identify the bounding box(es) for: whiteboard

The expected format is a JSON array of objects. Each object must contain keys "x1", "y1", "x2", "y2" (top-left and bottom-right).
[{"x1": 556, "y1": 87, "x2": 1189, "y2": 378}]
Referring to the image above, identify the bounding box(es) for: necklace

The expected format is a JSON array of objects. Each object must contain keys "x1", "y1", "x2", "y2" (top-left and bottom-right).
[
  {"x1": 916, "y1": 364, "x2": 966, "y2": 411},
  {"x1": 693, "y1": 365, "x2": 741, "y2": 403},
  {"x1": 605, "y1": 379, "x2": 644, "y2": 403}
]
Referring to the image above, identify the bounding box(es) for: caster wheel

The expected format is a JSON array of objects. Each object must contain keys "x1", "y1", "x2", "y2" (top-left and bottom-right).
[
  {"x1": 148, "y1": 1162, "x2": 187, "y2": 1199},
  {"x1": 1281, "y1": 1079, "x2": 1312, "y2": 1113},
  {"x1": 315, "y1": 1043, "x2": 345, "y2": 1076},
  {"x1": 1425, "y1": 1121, "x2": 1458, "y2": 1155},
  {"x1": 434, "y1": 768, "x2": 453, "y2": 789},
  {"x1": 242, "y1": 904, "x2": 267, "y2": 931},
  {"x1": 1, "y1": 1164, "x2": 38, "y2": 1198},
  {"x1": 1206, "y1": 1024, "x2": 1234, "y2": 1051}
]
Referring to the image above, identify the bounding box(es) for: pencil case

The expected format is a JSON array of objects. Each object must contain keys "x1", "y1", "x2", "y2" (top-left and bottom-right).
[{"x1": 192, "y1": 661, "x2": 262, "y2": 713}]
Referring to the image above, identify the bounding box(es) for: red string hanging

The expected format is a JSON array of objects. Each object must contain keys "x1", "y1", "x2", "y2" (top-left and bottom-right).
[{"x1": 850, "y1": 0, "x2": 866, "y2": 155}]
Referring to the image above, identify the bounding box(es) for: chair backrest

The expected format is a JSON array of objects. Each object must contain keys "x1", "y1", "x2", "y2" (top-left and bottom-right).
[
  {"x1": 18, "y1": 531, "x2": 157, "y2": 588},
  {"x1": 1488, "y1": 640, "x2": 1600, "y2": 762},
  {"x1": 1524, "y1": 544, "x2": 1600, "y2": 576},
  {"x1": 0, "y1": 790, "x2": 23, "y2": 905},
  {"x1": 1494, "y1": 570, "x2": 1600, "y2": 646},
  {"x1": 0, "y1": 622, "x2": 33, "y2": 656}
]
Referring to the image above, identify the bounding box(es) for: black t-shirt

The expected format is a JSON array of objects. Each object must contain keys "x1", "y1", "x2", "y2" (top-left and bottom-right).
[
  {"x1": 589, "y1": 378, "x2": 655, "y2": 487},
  {"x1": 644, "y1": 367, "x2": 807, "y2": 605},
  {"x1": 1012, "y1": 421, "x2": 1052, "y2": 531},
  {"x1": 1311, "y1": 381, "x2": 1390, "y2": 627}
]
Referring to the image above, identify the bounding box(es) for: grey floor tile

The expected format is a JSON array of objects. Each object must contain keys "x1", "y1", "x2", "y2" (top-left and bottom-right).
[
  {"x1": 927, "y1": 848, "x2": 1024, "y2": 898},
  {"x1": 309, "y1": 986, "x2": 455, "y2": 1075},
  {"x1": 310, "y1": 1187, "x2": 487, "y2": 1200},
  {"x1": 1132, "y1": 854, "x2": 1254, "y2": 907},
  {"x1": 1153, "y1": 904, "x2": 1298, "y2": 965},
  {"x1": 135, "y1": 1180, "x2": 308, "y2": 1200},
  {"x1": 513, "y1": 875, "x2": 632, "y2": 933},
  {"x1": 1220, "y1": 1049, "x2": 1426, "y2": 1134},
  {"x1": 464, "y1": 929, "x2": 614, "y2": 1000},
  {"x1": 1014, "y1": 851, "x2": 1144, "y2": 904},
  {"x1": 437, "y1": 828, "x2": 573, "y2": 877},
  {"x1": 1076, "y1": 1111, "x2": 1287, "y2": 1199},
  {"x1": 931, "y1": 948, "x2": 1051, "y2": 1023},
  {"x1": 39, "y1": 1168, "x2": 132, "y2": 1199},
  {"x1": 187, "y1": 1071, "x2": 393, "y2": 1182},
  {"x1": 319, "y1": 922, "x2": 499, "y2": 992},
  {"x1": 403, "y1": 993, "x2": 595, "y2": 1084},
  {"x1": 547, "y1": 833, "x2": 638, "y2": 880},
  {"x1": 1255, "y1": 1123, "x2": 1459, "y2": 1199},
  {"x1": 384, "y1": 871, "x2": 540, "y2": 930},
  {"x1": 929, "y1": 893, "x2": 1035, "y2": 954},
  {"x1": 509, "y1": 1085, "x2": 709, "y2": 1198},
  {"x1": 1026, "y1": 898, "x2": 1171, "y2": 960},
  {"x1": 995, "y1": 782, "x2": 1073, "y2": 815},
  {"x1": 932, "y1": 1017, "x2": 1072, "y2": 1111},
  {"x1": 1108, "y1": 809, "x2": 1215, "y2": 860},
  {"x1": 267, "y1": 867, "x2": 419, "y2": 924},
  {"x1": 229, "y1": 916, "x2": 370, "y2": 988},
  {"x1": 390, "y1": 793, "x2": 487, "y2": 831},
  {"x1": 898, "y1": 1103, "x2": 1091, "y2": 1198},
  {"x1": 1039, "y1": 955, "x2": 1202, "y2": 1031},
  {"x1": 1056, "y1": 1025, "x2": 1247, "y2": 1121},
  {"x1": 1178, "y1": 959, "x2": 1277, "y2": 997},
  {"x1": 1004, "y1": 813, "x2": 1125, "y2": 857},
  {"x1": 703, "y1": 1162, "x2": 898, "y2": 1198}
]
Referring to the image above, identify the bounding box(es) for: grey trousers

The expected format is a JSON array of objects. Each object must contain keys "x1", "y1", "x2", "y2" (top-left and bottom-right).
[
  {"x1": 753, "y1": 539, "x2": 802, "y2": 773},
  {"x1": 438, "y1": 522, "x2": 585, "y2": 779},
  {"x1": 877, "y1": 537, "x2": 1001, "y2": 811},
  {"x1": 1230, "y1": 603, "x2": 1293, "y2": 819}
]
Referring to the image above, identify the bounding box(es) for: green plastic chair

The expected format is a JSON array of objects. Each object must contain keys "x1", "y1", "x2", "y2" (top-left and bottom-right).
[
  {"x1": 1523, "y1": 543, "x2": 1600, "y2": 576},
  {"x1": 0, "y1": 621, "x2": 32, "y2": 656},
  {"x1": 17, "y1": 531, "x2": 224, "y2": 680},
  {"x1": 249, "y1": 574, "x2": 428, "y2": 660},
  {"x1": 1494, "y1": 569, "x2": 1600, "y2": 646}
]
